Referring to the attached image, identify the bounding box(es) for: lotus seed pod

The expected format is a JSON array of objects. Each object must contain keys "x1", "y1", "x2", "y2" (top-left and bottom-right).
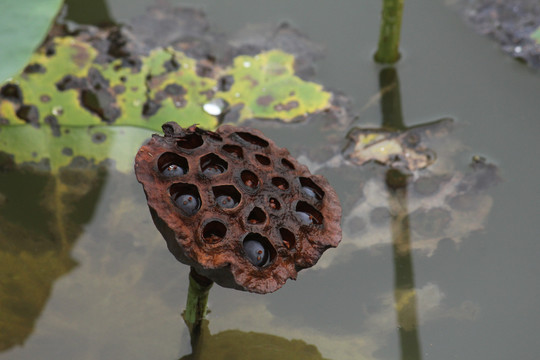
[{"x1": 135, "y1": 122, "x2": 342, "y2": 294}]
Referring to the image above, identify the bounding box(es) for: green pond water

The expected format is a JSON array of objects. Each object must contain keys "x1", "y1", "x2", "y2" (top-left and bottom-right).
[{"x1": 1, "y1": 0, "x2": 540, "y2": 359}]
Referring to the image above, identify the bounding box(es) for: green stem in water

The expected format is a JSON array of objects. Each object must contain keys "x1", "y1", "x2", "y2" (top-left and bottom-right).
[
  {"x1": 374, "y1": 0, "x2": 404, "y2": 64},
  {"x1": 183, "y1": 267, "x2": 213, "y2": 334},
  {"x1": 379, "y1": 67, "x2": 405, "y2": 130}
]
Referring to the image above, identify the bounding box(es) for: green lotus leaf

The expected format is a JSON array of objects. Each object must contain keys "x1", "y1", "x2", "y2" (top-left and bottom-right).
[
  {"x1": 0, "y1": 38, "x2": 219, "y2": 131},
  {"x1": 0, "y1": 124, "x2": 152, "y2": 173},
  {"x1": 0, "y1": 0, "x2": 63, "y2": 83},
  {"x1": 218, "y1": 50, "x2": 332, "y2": 122},
  {"x1": 0, "y1": 34, "x2": 333, "y2": 173}
]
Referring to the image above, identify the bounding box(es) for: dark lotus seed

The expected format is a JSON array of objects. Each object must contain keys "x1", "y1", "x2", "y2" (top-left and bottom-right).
[
  {"x1": 216, "y1": 195, "x2": 236, "y2": 208},
  {"x1": 203, "y1": 164, "x2": 225, "y2": 176},
  {"x1": 302, "y1": 186, "x2": 318, "y2": 199},
  {"x1": 163, "y1": 164, "x2": 185, "y2": 176},
  {"x1": 175, "y1": 194, "x2": 200, "y2": 215},
  {"x1": 244, "y1": 240, "x2": 268, "y2": 266},
  {"x1": 296, "y1": 211, "x2": 316, "y2": 225}
]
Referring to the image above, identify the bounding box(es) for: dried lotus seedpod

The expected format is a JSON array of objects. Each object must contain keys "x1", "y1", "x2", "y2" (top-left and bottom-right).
[{"x1": 135, "y1": 122, "x2": 342, "y2": 294}]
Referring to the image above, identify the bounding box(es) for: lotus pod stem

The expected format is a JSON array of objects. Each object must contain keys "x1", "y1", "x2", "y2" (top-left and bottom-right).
[{"x1": 374, "y1": 0, "x2": 404, "y2": 64}]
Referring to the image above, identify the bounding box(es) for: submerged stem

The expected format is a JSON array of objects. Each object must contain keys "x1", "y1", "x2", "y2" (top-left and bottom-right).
[
  {"x1": 374, "y1": 0, "x2": 404, "y2": 64},
  {"x1": 183, "y1": 267, "x2": 213, "y2": 334}
]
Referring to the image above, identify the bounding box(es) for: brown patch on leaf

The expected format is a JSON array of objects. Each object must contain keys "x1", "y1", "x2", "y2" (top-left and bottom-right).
[
  {"x1": 256, "y1": 95, "x2": 274, "y2": 106},
  {"x1": 274, "y1": 100, "x2": 299, "y2": 112}
]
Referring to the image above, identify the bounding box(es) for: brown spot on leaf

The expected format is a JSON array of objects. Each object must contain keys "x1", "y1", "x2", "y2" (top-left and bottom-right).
[
  {"x1": 71, "y1": 43, "x2": 90, "y2": 68},
  {"x1": 196, "y1": 57, "x2": 215, "y2": 77},
  {"x1": 142, "y1": 99, "x2": 161, "y2": 117},
  {"x1": 45, "y1": 44, "x2": 55, "y2": 57},
  {"x1": 44, "y1": 115, "x2": 61, "y2": 137},
  {"x1": 1, "y1": 84, "x2": 23, "y2": 104},
  {"x1": 113, "y1": 84, "x2": 126, "y2": 94},
  {"x1": 164, "y1": 84, "x2": 186, "y2": 96},
  {"x1": 218, "y1": 75, "x2": 234, "y2": 91},
  {"x1": 23, "y1": 63, "x2": 46, "y2": 74},
  {"x1": 81, "y1": 89, "x2": 120, "y2": 123},
  {"x1": 257, "y1": 95, "x2": 274, "y2": 106},
  {"x1": 163, "y1": 57, "x2": 180, "y2": 72},
  {"x1": 242, "y1": 75, "x2": 259, "y2": 88},
  {"x1": 274, "y1": 100, "x2": 299, "y2": 112},
  {"x1": 269, "y1": 68, "x2": 286, "y2": 76},
  {"x1": 79, "y1": 68, "x2": 121, "y2": 123},
  {"x1": 91, "y1": 132, "x2": 107, "y2": 144},
  {"x1": 16, "y1": 105, "x2": 39, "y2": 126},
  {"x1": 199, "y1": 89, "x2": 214, "y2": 100},
  {"x1": 56, "y1": 75, "x2": 83, "y2": 91},
  {"x1": 147, "y1": 73, "x2": 167, "y2": 90},
  {"x1": 40, "y1": 95, "x2": 51, "y2": 103}
]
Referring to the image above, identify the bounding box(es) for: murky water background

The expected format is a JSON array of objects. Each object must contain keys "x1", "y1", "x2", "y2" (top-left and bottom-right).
[{"x1": 1, "y1": 0, "x2": 540, "y2": 359}]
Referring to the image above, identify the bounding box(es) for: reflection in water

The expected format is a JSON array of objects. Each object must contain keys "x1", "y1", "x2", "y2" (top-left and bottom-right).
[
  {"x1": 0, "y1": 161, "x2": 107, "y2": 352},
  {"x1": 181, "y1": 319, "x2": 326, "y2": 360},
  {"x1": 381, "y1": 67, "x2": 422, "y2": 360},
  {"x1": 64, "y1": 0, "x2": 115, "y2": 26},
  {"x1": 343, "y1": 66, "x2": 451, "y2": 171},
  {"x1": 386, "y1": 169, "x2": 422, "y2": 360}
]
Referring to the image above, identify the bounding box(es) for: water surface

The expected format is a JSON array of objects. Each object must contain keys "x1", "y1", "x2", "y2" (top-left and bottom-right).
[{"x1": 1, "y1": 1, "x2": 539, "y2": 359}]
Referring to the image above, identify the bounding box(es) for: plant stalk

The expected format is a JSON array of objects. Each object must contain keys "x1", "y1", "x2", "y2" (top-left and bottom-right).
[
  {"x1": 374, "y1": 0, "x2": 404, "y2": 64},
  {"x1": 183, "y1": 267, "x2": 213, "y2": 334}
]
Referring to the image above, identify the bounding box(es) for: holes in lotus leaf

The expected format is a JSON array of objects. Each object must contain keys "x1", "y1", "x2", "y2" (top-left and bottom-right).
[
  {"x1": 299, "y1": 177, "x2": 324, "y2": 201},
  {"x1": 247, "y1": 207, "x2": 266, "y2": 224},
  {"x1": 295, "y1": 201, "x2": 323, "y2": 225},
  {"x1": 279, "y1": 228, "x2": 296, "y2": 250},
  {"x1": 272, "y1": 177, "x2": 289, "y2": 190},
  {"x1": 234, "y1": 132, "x2": 269, "y2": 147},
  {"x1": 222, "y1": 144, "x2": 244, "y2": 159},
  {"x1": 177, "y1": 133, "x2": 203, "y2": 149},
  {"x1": 242, "y1": 233, "x2": 275, "y2": 267},
  {"x1": 213, "y1": 185, "x2": 241, "y2": 209},
  {"x1": 202, "y1": 220, "x2": 227, "y2": 244},
  {"x1": 281, "y1": 158, "x2": 295, "y2": 170},
  {"x1": 241, "y1": 170, "x2": 259, "y2": 189},
  {"x1": 255, "y1": 154, "x2": 271, "y2": 166},
  {"x1": 170, "y1": 183, "x2": 201, "y2": 216},
  {"x1": 269, "y1": 197, "x2": 281, "y2": 210},
  {"x1": 158, "y1": 152, "x2": 188, "y2": 177},
  {"x1": 200, "y1": 153, "x2": 228, "y2": 177}
]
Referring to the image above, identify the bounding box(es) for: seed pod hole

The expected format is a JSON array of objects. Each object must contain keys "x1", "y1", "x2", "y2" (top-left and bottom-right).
[
  {"x1": 247, "y1": 207, "x2": 267, "y2": 224},
  {"x1": 234, "y1": 132, "x2": 269, "y2": 147},
  {"x1": 299, "y1": 177, "x2": 324, "y2": 201},
  {"x1": 281, "y1": 158, "x2": 295, "y2": 170},
  {"x1": 279, "y1": 228, "x2": 296, "y2": 250},
  {"x1": 255, "y1": 154, "x2": 271, "y2": 166},
  {"x1": 242, "y1": 233, "x2": 275, "y2": 267},
  {"x1": 272, "y1": 177, "x2": 289, "y2": 190},
  {"x1": 177, "y1": 133, "x2": 203, "y2": 149},
  {"x1": 213, "y1": 185, "x2": 241, "y2": 209},
  {"x1": 170, "y1": 183, "x2": 201, "y2": 216},
  {"x1": 295, "y1": 201, "x2": 323, "y2": 225},
  {"x1": 158, "y1": 152, "x2": 188, "y2": 177},
  {"x1": 222, "y1": 144, "x2": 244, "y2": 159},
  {"x1": 200, "y1": 153, "x2": 228, "y2": 177},
  {"x1": 202, "y1": 220, "x2": 227, "y2": 244},
  {"x1": 241, "y1": 170, "x2": 259, "y2": 189},
  {"x1": 269, "y1": 197, "x2": 281, "y2": 210}
]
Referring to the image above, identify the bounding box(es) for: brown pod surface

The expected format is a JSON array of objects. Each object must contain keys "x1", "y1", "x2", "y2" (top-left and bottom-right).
[{"x1": 135, "y1": 122, "x2": 342, "y2": 294}]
